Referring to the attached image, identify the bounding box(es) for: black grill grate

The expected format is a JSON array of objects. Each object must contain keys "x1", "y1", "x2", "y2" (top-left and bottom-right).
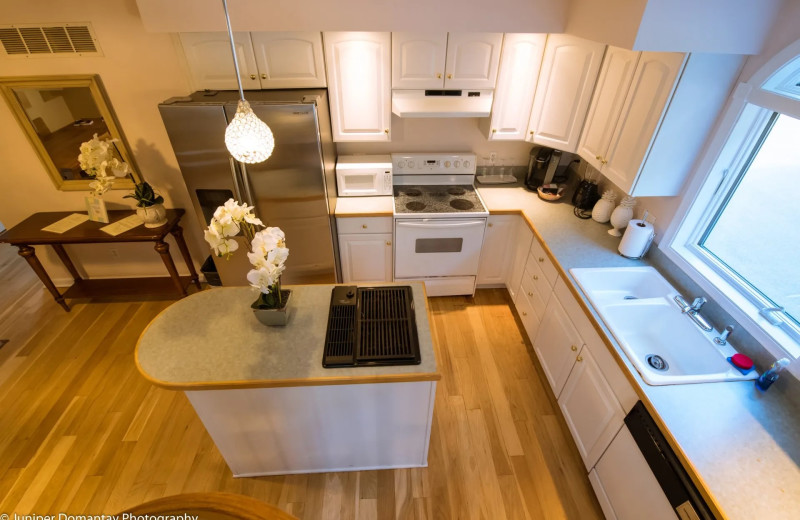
[{"x1": 322, "y1": 286, "x2": 421, "y2": 368}]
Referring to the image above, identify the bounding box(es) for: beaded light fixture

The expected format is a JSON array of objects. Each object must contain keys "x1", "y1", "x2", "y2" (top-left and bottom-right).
[{"x1": 221, "y1": 0, "x2": 274, "y2": 164}]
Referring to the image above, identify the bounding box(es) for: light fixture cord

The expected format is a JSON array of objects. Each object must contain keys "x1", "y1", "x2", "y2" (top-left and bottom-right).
[{"x1": 221, "y1": 0, "x2": 245, "y2": 100}]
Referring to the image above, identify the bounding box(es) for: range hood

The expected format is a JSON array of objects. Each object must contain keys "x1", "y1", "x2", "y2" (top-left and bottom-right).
[{"x1": 391, "y1": 89, "x2": 493, "y2": 118}]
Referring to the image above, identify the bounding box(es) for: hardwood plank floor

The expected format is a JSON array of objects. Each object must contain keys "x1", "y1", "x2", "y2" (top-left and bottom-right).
[{"x1": 0, "y1": 243, "x2": 603, "y2": 518}]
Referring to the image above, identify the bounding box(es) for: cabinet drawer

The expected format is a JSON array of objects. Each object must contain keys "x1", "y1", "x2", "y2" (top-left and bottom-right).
[
  {"x1": 529, "y1": 238, "x2": 559, "y2": 287},
  {"x1": 525, "y1": 252, "x2": 555, "y2": 305},
  {"x1": 520, "y1": 267, "x2": 550, "y2": 321},
  {"x1": 337, "y1": 217, "x2": 393, "y2": 234},
  {"x1": 514, "y1": 288, "x2": 541, "y2": 341}
]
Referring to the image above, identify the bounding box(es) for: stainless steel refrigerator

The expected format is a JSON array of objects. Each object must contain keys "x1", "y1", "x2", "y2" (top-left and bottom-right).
[{"x1": 159, "y1": 89, "x2": 339, "y2": 286}]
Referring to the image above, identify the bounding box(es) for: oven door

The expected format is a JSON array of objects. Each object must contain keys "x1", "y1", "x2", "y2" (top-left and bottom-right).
[{"x1": 394, "y1": 218, "x2": 487, "y2": 278}]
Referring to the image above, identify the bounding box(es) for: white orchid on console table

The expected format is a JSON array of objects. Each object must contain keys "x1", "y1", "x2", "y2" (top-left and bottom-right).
[
  {"x1": 78, "y1": 133, "x2": 130, "y2": 196},
  {"x1": 203, "y1": 199, "x2": 291, "y2": 322}
]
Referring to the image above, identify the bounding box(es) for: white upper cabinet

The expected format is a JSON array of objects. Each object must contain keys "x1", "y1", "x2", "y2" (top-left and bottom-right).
[
  {"x1": 577, "y1": 48, "x2": 742, "y2": 196},
  {"x1": 601, "y1": 51, "x2": 686, "y2": 193},
  {"x1": 250, "y1": 32, "x2": 326, "y2": 88},
  {"x1": 444, "y1": 33, "x2": 504, "y2": 89},
  {"x1": 486, "y1": 33, "x2": 547, "y2": 141},
  {"x1": 577, "y1": 46, "x2": 639, "y2": 170},
  {"x1": 392, "y1": 33, "x2": 448, "y2": 89},
  {"x1": 391, "y1": 32, "x2": 503, "y2": 90},
  {"x1": 324, "y1": 32, "x2": 392, "y2": 142},
  {"x1": 180, "y1": 32, "x2": 261, "y2": 91},
  {"x1": 527, "y1": 34, "x2": 606, "y2": 152}
]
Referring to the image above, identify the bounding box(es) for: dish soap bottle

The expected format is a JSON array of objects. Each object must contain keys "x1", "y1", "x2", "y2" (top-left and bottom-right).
[{"x1": 755, "y1": 358, "x2": 790, "y2": 390}]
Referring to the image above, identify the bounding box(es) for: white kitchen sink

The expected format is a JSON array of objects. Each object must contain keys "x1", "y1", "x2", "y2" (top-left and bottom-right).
[{"x1": 570, "y1": 267, "x2": 758, "y2": 386}]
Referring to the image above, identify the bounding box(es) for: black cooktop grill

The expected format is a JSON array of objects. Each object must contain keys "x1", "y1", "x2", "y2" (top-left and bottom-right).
[{"x1": 322, "y1": 286, "x2": 421, "y2": 368}]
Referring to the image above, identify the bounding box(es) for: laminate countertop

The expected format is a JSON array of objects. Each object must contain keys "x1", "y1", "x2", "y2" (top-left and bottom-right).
[
  {"x1": 136, "y1": 282, "x2": 439, "y2": 390},
  {"x1": 332, "y1": 188, "x2": 800, "y2": 520}
]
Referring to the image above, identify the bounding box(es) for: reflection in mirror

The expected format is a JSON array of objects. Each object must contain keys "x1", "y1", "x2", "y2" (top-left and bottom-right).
[{"x1": 0, "y1": 75, "x2": 140, "y2": 191}]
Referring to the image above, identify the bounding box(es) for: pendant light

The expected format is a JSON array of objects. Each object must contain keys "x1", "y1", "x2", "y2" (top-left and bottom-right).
[{"x1": 221, "y1": 0, "x2": 274, "y2": 164}]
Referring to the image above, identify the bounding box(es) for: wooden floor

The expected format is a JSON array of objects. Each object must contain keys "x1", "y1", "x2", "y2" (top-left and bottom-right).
[{"x1": 0, "y1": 242, "x2": 603, "y2": 519}]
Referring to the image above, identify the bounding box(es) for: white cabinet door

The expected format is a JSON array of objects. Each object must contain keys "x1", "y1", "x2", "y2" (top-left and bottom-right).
[
  {"x1": 487, "y1": 33, "x2": 547, "y2": 141},
  {"x1": 506, "y1": 217, "x2": 533, "y2": 301},
  {"x1": 576, "y1": 47, "x2": 639, "y2": 172},
  {"x1": 558, "y1": 345, "x2": 626, "y2": 470},
  {"x1": 528, "y1": 34, "x2": 606, "y2": 152},
  {"x1": 444, "y1": 33, "x2": 503, "y2": 89},
  {"x1": 602, "y1": 51, "x2": 685, "y2": 193},
  {"x1": 338, "y1": 233, "x2": 393, "y2": 283},
  {"x1": 324, "y1": 32, "x2": 391, "y2": 142},
  {"x1": 392, "y1": 32, "x2": 448, "y2": 89},
  {"x1": 250, "y1": 32, "x2": 326, "y2": 88},
  {"x1": 477, "y1": 215, "x2": 516, "y2": 285},
  {"x1": 179, "y1": 32, "x2": 261, "y2": 91},
  {"x1": 594, "y1": 427, "x2": 678, "y2": 520},
  {"x1": 533, "y1": 295, "x2": 583, "y2": 397}
]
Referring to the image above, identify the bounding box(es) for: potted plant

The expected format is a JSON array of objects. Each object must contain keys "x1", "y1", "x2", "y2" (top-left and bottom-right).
[
  {"x1": 203, "y1": 199, "x2": 291, "y2": 326},
  {"x1": 125, "y1": 181, "x2": 167, "y2": 228}
]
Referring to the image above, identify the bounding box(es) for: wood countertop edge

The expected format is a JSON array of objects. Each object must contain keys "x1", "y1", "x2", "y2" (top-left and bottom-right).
[
  {"x1": 505, "y1": 208, "x2": 728, "y2": 520},
  {"x1": 335, "y1": 211, "x2": 393, "y2": 218}
]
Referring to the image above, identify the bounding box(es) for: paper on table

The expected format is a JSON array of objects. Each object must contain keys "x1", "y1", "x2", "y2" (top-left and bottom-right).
[
  {"x1": 41, "y1": 213, "x2": 90, "y2": 233},
  {"x1": 100, "y1": 214, "x2": 144, "y2": 236}
]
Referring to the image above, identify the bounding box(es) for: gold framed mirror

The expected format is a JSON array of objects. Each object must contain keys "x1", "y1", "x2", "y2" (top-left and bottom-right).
[{"x1": 0, "y1": 74, "x2": 141, "y2": 191}]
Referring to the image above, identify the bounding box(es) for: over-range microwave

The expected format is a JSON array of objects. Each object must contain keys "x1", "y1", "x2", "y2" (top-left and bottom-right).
[{"x1": 336, "y1": 155, "x2": 393, "y2": 197}]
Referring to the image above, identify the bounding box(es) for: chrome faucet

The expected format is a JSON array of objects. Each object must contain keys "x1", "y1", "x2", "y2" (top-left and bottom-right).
[
  {"x1": 674, "y1": 294, "x2": 713, "y2": 331},
  {"x1": 714, "y1": 325, "x2": 734, "y2": 345}
]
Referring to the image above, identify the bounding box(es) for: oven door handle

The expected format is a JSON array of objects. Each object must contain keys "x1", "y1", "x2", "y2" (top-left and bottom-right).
[{"x1": 396, "y1": 219, "x2": 486, "y2": 229}]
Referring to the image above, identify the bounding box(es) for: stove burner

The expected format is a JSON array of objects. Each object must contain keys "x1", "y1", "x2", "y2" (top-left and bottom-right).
[
  {"x1": 405, "y1": 201, "x2": 427, "y2": 211},
  {"x1": 447, "y1": 187, "x2": 466, "y2": 196},
  {"x1": 404, "y1": 188, "x2": 422, "y2": 197},
  {"x1": 450, "y1": 199, "x2": 474, "y2": 210}
]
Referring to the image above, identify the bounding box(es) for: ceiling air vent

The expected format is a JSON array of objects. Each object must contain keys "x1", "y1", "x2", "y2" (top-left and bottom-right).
[{"x1": 0, "y1": 23, "x2": 102, "y2": 57}]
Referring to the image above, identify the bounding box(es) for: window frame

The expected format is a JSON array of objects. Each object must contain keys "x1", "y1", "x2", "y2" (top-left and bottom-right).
[{"x1": 661, "y1": 82, "x2": 800, "y2": 365}]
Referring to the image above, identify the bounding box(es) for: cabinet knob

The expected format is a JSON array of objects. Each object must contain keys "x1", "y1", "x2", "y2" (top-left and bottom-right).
[
  {"x1": 488, "y1": 223, "x2": 493, "y2": 227},
  {"x1": 261, "y1": 73, "x2": 267, "y2": 79},
  {"x1": 527, "y1": 291, "x2": 533, "y2": 297},
  {"x1": 529, "y1": 131, "x2": 534, "y2": 135},
  {"x1": 601, "y1": 159, "x2": 608, "y2": 165},
  {"x1": 362, "y1": 224, "x2": 368, "y2": 229},
  {"x1": 386, "y1": 241, "x2": 391, "y2": 246},
  {"x1": 533, "y1": 275, "x2": 538, "y2": 281},
  {"x1": 437, "y1": 73, "x2": 442, "y2": 79},
  {"x1": 447, "y1": 73, "x2": 452, "y2": 79},
  {"x1": 249, "y1": 74, "x2": 257, "y2": 80},
  {"x1": 492, "y1": 129, "x2": 497, "y2": 133},
  {"x1": 576, "y1": 356, "x2": 583, "y2": 362},
  {"x1": 595, "y1": 155, "x2": 602, "y2": 160},
  {"x1": 384, "y1": 129, "x2": 389, "y2": 134},
  {"x1": 522, "y1": 311, "x2": 528, "y2": 316},
  {"x1": 538, "y1": 257, "x2": 544, "y2": 263},
  {"x1": 571, "y1": 345, "x2": 578, "y2": 352}
]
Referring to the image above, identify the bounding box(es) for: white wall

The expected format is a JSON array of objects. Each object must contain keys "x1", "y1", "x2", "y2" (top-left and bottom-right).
[
  {"x1": 135, "y1": 0, "x2": 568, "y2": 33},
  {"x1": 0, "y1": 0, "x2": 200, "y2": 283}
]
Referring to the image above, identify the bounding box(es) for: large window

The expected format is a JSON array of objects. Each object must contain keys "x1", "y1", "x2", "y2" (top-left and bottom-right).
[{"x1": 665, "y1": 92, "x2": 800, "y2": 360}]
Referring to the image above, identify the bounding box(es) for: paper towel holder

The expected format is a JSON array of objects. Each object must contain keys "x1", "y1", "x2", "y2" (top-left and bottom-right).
[{"x1": 619, "y1": 225, "x2": 656, "y2": 259}]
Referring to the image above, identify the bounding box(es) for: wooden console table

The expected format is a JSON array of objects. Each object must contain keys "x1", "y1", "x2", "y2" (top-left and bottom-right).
[{"x1": 0, "y1": 209, "x2": 201, "y2": 311}]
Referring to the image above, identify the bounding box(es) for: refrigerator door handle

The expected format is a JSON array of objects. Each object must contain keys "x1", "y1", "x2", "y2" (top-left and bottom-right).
[
  {"x1": 239, "y1": 163, "x2": 256, "y2": 208},
  {"x1": 228, "y1": 158, "x2": 244, "y2": 203}
]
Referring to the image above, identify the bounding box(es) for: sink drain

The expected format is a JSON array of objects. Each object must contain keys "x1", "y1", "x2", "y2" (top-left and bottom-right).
[{"x1": 646, "y1": 354, "x2": 669, "y2": 371}]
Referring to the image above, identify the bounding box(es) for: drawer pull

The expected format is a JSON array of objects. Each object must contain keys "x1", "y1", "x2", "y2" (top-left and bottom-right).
[
  {"x1": 488, "y1": 223, "x2": 493, "y2": 227},
  {"x1": 571, "y1": 345, "x2": 577, "y2": 352},
  {"x1": 437, "y1": 73, "x2": 442, "y2": 79},
  {"x1": 362, "y1": 224, "x2": 368, "y2": 229},
  {"x1": 249, "y1": 74, "x2": 257, "y2": 80},
  {"x1": 538, "y1": 257, "x2": 544, "y2": 263},
  {"x1": 527, "y1": 291, "x2": 533, "y2": 296},
  {"x1": 576, "y1": 356, "x2": 583, "y2": 362},
  {"x1": 522, "y1": 311, "x2": 527, "y2": 316},
  {"x1": 595, "y1": 155, "x2": 602, "y2": 160},
  {"x1": 386, "y1": 241, "x2": 391, "y2": 246},
  {"x1": 447, "y1": 73, "x2": 453, "y2": 79},
  {"x1": 533, "y1": 275, "x2": 539, "y2": 281}
]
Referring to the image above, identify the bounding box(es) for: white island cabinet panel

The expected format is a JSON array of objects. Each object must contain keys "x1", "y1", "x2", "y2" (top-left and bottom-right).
[{"x1": 187, "y1": 381, "x2": 436, "y2": 476}]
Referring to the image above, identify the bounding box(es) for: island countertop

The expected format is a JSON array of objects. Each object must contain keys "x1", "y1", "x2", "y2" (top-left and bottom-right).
[{"x1": 136, "y1": 282, "x2": 439, "y2": 390}]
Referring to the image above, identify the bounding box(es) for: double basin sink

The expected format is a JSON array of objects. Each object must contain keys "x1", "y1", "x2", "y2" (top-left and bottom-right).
[{"x1": 570, "y1": 267, "x2": 758, "y2": 386}]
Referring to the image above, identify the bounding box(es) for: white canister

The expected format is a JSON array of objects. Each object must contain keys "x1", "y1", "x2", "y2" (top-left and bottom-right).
[{"x1": 618, "y1": 219, "x2": 656, "y2": 259}]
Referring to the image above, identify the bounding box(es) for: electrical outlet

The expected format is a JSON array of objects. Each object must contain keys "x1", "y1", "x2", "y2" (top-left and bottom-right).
[
  {"x1": 489, "y1": 152, "x2": 497, "y2": 162},
  {"x1": 110, "y1": 249, "x2": 119, "y2": 258}
]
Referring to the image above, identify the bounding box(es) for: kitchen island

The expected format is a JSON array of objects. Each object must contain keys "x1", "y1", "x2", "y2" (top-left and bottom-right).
[{"x1": 136, "y1": 283, "x2": 439, "y2": 477}]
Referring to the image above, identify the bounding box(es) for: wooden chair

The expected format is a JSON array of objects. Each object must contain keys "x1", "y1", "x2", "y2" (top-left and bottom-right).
[{"x1": 120, "y1": 492, "x2": 299, "y2": 520}]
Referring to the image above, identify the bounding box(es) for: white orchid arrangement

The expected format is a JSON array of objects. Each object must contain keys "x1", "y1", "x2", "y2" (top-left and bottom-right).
[
  {"x1": 78, "y1": 133, "x2": 130, "y2": 196},
  {"x1": 203, "y1": 199, "x2": 290, "y2": 309}
]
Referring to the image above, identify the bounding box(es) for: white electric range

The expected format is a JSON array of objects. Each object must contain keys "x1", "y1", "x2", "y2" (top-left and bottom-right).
[{"x1": 391, "y1": 153, "x2": 488, "y2": 296}]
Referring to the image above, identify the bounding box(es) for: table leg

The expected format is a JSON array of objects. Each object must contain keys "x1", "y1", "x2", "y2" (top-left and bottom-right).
[
  {"x1": 17, "y1": 245, "x2": 70, "y2": 311},
  {"x1": 52, "y1": 244, "x2": 83, "y2": 283},
  {"x1": 155, "y1": 240, "x2": 187, "y2": 296},
  {"x1": 170, "y1": 225, "x2": 201, "y2": 290}
]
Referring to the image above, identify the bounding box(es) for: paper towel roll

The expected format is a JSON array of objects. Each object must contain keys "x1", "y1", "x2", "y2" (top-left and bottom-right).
[{"x1": 618, "y1": 219, "x2": 655, "y2": 259}]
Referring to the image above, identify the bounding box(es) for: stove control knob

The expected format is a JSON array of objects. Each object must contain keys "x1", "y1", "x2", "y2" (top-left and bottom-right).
[
  {"x1": 444, "y1": 160, "x2": 451, "y2": 168},
  {"x1": 454, "y1": 160, "x2": 461, "y2": 168},
  {"x1": 398, "y1": 160, "x2": 406, "y2": 169},
  {"x1": 463, "y1": 160, "x2": 471, "y2": 169},
  {"x1": 408, "y1": 160, "x2": 416, "y2": 169}
]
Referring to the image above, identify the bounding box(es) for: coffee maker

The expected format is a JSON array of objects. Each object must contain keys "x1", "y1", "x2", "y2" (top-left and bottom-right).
[{"x1": 525, "y1": 146, "x2": 564, "y2": 191}]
